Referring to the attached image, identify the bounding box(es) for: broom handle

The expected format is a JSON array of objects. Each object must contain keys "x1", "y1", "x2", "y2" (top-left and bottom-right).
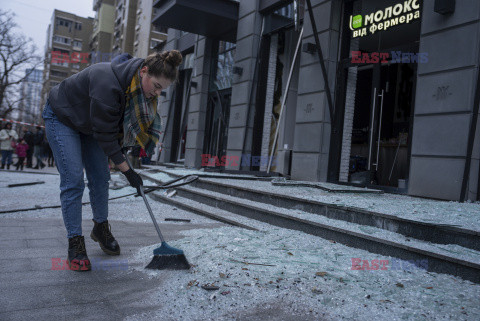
[
  {"x1": 139, "y1": 185, "x2": 166, "y2": 243},
  {"x1": 123, "y1": 150, "x2": 166, "y2": 243}
]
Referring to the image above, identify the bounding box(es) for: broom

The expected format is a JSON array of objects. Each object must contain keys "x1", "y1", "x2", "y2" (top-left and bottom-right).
[{"x1": 123, "y1": 150, "x2": 191, "y2": 270}]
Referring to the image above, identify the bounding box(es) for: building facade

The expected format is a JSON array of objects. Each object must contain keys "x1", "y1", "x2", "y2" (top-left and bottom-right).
[
  {"x1": 41, "y1": 10, "x2": 94, "y2": 110},
  {"x1": 112, "y1": 0, "x2": 138, "y2": 56},
  {"x1": 17, "y1": 69, "x2": 43, "y2": 126},
  {"x1": 91, "y1": 0, "x2": 116, "y2": 62},
  {"x1": 153, "y1": 0, "x2": 480, "y2": 202},
  {"x1": 134, "y1": 0, "x2": 169, "y2": 58}
]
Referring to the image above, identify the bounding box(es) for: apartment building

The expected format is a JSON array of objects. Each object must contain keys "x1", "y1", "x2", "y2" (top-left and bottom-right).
[
  {"x1": 133, "y1": 0, "x2": 168, "y2": 58},
  {"x1": 41, "y1": 10, "x2": 93, "y2": 109},
  {"x1": 17, "y1": 69, "x2": 43, "y2": 126},
  {"x1": 91, "y1": 0, "x2": 116, "y2": 62},
  {"x1": 112, "y1": 0, "x2": 138, "y2": 56}
]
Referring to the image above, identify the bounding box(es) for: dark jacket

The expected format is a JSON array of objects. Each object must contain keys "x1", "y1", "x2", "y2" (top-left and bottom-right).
[
  {"x1": 33, "y1": 129, "x2": 45, "y2": 146},
  {"x1": 48, "y1": 54, "x2": 143, "y2": 164},
  {"x1": 23, "y1": 130, "x2": 34, "y2": 146}
]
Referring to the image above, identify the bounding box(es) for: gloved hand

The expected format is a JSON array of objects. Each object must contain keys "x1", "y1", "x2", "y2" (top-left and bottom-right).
[{"x1": 122, "y1": 168, "x2": 143, "y2": 195}]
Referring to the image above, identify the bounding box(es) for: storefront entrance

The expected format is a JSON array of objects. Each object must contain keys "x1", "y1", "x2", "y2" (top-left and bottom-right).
[
  {"x1": 336, "y1": 0, "x2": 421, "y2": 190},
  {"x1": 202, "y1": 40, "x2": 235, "y2": 169},
  {"x1": 204, "y1": 89, "x2": 231, "y2": 168},
  {"x1": 348, "y1": 60, "x2": 415, "y2": 187}
]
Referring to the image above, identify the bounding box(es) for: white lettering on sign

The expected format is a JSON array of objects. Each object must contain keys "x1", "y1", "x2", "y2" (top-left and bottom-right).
[{"x1": 349, "y1": 0, "x2": 421, "y2": 38}]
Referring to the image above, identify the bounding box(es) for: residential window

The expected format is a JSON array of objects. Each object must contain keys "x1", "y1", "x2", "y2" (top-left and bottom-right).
[
  {"x1": 50, "y1": 70, "x2": 68, "y2": 78},
  {"x1": 75, "y1": 22, "x2": 82, "y2": 30},
  {"x1": 72, "y1": 40, "x2": 82, "y2": 49},
  {"x1": 53, "y1": 35, "x2": 71, "y2": 45},
  {"x1": 56, "y1": 18, "x2": 72, "y2": 28},
  {"x1": 52, "y1": 48, "x2": 70, "y2": 67}
]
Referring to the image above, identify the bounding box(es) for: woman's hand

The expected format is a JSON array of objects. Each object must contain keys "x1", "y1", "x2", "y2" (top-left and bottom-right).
[
  {"x1": 122, "y1": 168, "x2": 143, "y2": 194},
  {"x1": 117, "y1": 161, "x2": 129, "y2": 172}
]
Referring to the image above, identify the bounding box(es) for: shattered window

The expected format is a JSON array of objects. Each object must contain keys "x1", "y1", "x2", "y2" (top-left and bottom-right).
[{"x1": 211, "y1": 41, "x2": 236, "y2": 91}]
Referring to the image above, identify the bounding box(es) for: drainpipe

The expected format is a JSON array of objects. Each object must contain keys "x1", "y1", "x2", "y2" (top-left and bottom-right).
[
  {"x1": 460, "y1": 64, "x2": 480, "y2": 202},
  {"x1": 305, "y1": 0, "x2": 334, "y2": 124}
]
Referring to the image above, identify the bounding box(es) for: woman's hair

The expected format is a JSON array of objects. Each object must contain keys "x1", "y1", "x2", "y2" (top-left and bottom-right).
[{"x1": 142, "y1": 50, "x2": 183, "y2": 81}]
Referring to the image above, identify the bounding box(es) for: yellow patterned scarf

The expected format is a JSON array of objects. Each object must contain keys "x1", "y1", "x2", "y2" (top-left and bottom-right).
[{"x1": 123, "y1": 69, "x2": 161, "y2": 156}]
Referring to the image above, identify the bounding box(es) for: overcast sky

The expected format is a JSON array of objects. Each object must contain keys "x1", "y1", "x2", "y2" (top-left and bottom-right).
[{"x1": 1, "y1": 0, "x2": 95, "y2": 60}]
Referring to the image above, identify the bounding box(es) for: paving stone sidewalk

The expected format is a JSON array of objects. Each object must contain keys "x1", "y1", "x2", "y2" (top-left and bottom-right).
[{"x1": 0, "y1": 217, "x2": 224, "y2": 321}]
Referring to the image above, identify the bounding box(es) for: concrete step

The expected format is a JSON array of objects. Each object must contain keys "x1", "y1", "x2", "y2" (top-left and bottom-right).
[
  {"x1": 144, "y1": 169, "x2": 480, "y2": 253},
  {"x1": 147, "y1": 192, "x2": 259, "y2": 231},
  {"x1": 141, "y1": 171, "x2": 480, "y2": 283}
]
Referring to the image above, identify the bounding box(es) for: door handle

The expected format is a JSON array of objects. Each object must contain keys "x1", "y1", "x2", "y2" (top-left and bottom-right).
[
  {"x1": 375, "y1": 89, "x2": 385, "y2": 171},
  {"x1": 368, "y1": 87, "x2": 377, "y2": 171}
]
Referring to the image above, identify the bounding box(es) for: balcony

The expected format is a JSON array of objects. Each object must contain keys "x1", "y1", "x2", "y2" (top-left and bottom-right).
[
  {"x1": 152, "y1": 0, "x2": 239, "y2": 42},
  {"x1": 93, "y1": 0, "x2": 101, "y2": 11}
]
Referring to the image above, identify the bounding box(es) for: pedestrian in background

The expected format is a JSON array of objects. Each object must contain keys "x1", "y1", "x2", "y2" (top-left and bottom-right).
[
  {"x1": 14, "y1": 138, "x2": 29, "y2": 170},
  {"x1": 0, "y1": 123, "x2": 19, "y2": 170},
  {"x1": 33, "y1": 126, "x2": 45, "y2": 169},
  {"x1": 44, "y1": 137, "x2": 54, "y2": 167},
  {"x1": 22, "y1": 127, "x2": 35, "y2": 168}
]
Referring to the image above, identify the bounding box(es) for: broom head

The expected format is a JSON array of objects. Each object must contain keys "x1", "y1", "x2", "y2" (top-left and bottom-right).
[{"x1": 145, "y1": 241, "x2": 191, "y2": 270}]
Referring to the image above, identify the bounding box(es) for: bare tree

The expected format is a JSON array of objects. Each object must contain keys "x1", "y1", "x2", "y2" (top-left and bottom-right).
[{"x1": 0, "y1": 10, "x2": 42, "y2": 119}]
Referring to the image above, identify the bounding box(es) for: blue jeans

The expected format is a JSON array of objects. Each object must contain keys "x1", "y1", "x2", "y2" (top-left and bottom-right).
[
  {"x1": 1, "y1": 150, "x2": 13, "y2": 165},
  {"x1": 42, "y1": 100, "x2": 110, "y2": 238},
  {"x1": 34, "y1": 145, "x2": 44, "y2": 168}
]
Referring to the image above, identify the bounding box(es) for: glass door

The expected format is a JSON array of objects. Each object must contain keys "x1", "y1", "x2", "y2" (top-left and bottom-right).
[
  {"x1": 337, "y1": 0, "x2": 421, "y2": 190},
  {"x1": 203, "y1": 89, "x2": 231, "y2": 168},
  {"x1": 369, "y1": 62, "x2": 414, "y2": 186}
]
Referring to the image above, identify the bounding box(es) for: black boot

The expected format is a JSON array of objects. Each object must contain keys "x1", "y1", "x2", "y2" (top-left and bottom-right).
[
  {"x1": 6, "y1": 164, "x2": 10, "y2": 170},
  {"x1": 90, "y1": 219, "x2": 120, "y2": 255},
  {"x1": 0, "y1": 164, "x2": 4, "y2": 169},
  {"x1": 68, "y1": 236, "x2": 91, "y2": 272}
]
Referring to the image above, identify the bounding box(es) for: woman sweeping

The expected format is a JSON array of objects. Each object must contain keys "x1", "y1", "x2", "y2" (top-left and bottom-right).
[{"x1": 43, "y1": 50, "x2": 182, "y2": 271}]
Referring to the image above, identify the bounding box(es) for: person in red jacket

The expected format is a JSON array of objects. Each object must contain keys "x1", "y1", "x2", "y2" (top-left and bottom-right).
[{"x1": 14, "y1": 138, "x2": 29, "y2": 170}]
